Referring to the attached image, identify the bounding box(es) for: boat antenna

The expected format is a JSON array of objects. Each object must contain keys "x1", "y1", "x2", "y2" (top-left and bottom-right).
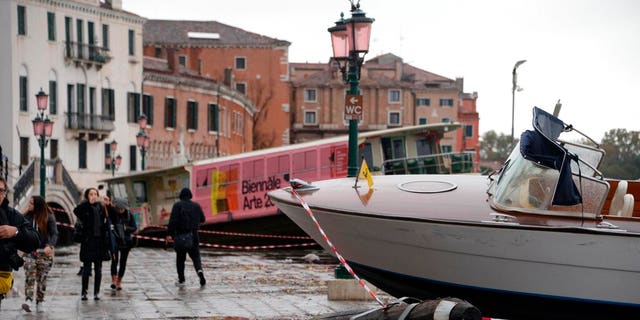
[{"x1": 553, "y1": 99, "x2": 561, "y2": 117}]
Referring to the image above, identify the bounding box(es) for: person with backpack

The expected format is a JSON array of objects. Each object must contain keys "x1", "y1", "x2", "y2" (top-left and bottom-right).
[
  {"x1": 165, "y1": 188, "x2": 206, "y2": 287},
  {"x1": 106, "y1": 198, "x2": 137, "y2": 291}
]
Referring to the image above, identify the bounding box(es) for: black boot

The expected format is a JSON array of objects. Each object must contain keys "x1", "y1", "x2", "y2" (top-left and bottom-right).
[
  {"x1": 198, "y1": 270, "x2": 206, "y2": 287},
  {"x1": 94, "y1": 275, "x2": 101, "y2": 300},
  {"x1": 81, "y1": 275, "x2": 89, "y2": 301}
]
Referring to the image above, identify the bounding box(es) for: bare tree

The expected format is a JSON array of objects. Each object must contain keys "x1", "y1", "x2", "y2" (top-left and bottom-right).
[{"x1": 249, "y1": 77, "x2": 277, "y2": 150}]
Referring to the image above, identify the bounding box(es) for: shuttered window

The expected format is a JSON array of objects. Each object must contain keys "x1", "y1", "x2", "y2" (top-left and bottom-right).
[{"x1": 187, "y1": 100, "x2": 198, "y2": 130}]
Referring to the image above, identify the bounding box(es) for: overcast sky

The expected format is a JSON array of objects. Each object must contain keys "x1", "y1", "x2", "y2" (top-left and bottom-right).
[{"x1": 122, "y1": 0, "x2": 640, "y2": 141}]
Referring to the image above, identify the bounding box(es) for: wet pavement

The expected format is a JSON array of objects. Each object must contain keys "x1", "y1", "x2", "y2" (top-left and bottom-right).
[{"x1": 1, "y1": 245, "x2": 390, "y2": 319}]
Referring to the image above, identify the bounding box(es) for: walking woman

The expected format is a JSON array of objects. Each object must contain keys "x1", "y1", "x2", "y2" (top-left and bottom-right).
[
  {"x1": 21, "y1": 196, "x2": 58, "y2": 312},
  {"x1": 73, "y1": 188, "x2": 110, "y2": 301},
  {"x1": 106, "y1": 198, "x2": 137, "y2": 290}
]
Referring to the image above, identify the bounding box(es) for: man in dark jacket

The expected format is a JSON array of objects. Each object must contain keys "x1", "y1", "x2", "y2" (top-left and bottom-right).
[
  {"x1": 0, "y1": 177, "x2": 40, "y2": 303},
  {"x1": 165, "y1": 188, "x2": 206, "y2": 287}
]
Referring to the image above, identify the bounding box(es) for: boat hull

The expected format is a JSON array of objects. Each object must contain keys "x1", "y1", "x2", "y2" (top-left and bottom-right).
[{"x1": 269, "y1": 175, "x2": 640, "y2": 319}]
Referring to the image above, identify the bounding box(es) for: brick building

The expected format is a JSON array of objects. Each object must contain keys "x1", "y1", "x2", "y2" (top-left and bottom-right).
[
  {"x1": 142, "y1": 20, "x2": 291, "y2": 150},
  {"x1": 141, "y1": 55, "x2": 256, "y2": 169},
  {"x1": 290, "y1": 53, "x2": 479, "y2": 160}
]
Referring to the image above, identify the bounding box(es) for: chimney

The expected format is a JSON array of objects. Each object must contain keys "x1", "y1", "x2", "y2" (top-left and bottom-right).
[
  {"x1": 100, "y1": 0, "x2": 122, "y2": 9},
  {"x1": 110, "y1": 0, "x2": 122, "y2": 10},
  {"x1": 166, "y1": 48, "x2": 179, "y2": 74},
  {"x1": 223, "y1": 67, "x2": 233, "y2": 86}
]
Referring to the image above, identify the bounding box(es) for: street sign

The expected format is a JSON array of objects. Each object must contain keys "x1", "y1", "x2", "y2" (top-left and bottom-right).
[{"x1": 344, "y1": 94, "x2": 363, "y2": 120}]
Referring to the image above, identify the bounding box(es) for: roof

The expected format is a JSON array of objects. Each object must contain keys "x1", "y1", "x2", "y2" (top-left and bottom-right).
[
  {"x1": 143, "y1": 19, "x2": 291, "y2": 48},
  {"x1": 291, "y1": 53, "x2": 454, "y2": 88}
]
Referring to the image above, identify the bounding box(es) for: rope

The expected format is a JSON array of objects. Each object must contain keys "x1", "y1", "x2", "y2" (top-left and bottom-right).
[{"x1": 290, "y1": 188, "x2": 386, "y2": 307}]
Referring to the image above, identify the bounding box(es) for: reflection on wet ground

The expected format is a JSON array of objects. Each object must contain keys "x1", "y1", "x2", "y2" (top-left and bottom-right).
[{"x1": 1, "y1": 245, "x2": 389, "y2": 319}]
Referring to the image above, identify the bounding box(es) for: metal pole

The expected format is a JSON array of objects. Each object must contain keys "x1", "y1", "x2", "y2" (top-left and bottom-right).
[
  {"x1": 511, "y1": 79, "x2": 515, "y2": 145},
  {"x1": 39, "y1": 134, "x2": 45, "y2": 197},
  {"x1": 141, "y1": 147, "x2": 146, "y2": 171},
  {"x1": 347, "y1": 50, "x2": 359, "y2": 177},
  {"x1": 511, "y1": 60, "x2": 526, "y2": 145},
  {"x1": 216, "y1": 86, "x2": 220, "y2": 157},
  {"x1": 111, "y1": 157, "x2": 115, "y2": 176}
]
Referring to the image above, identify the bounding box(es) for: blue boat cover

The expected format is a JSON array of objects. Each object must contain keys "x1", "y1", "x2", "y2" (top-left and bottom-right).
[{"x1": 519, "y1": 108, "x2": 582, "y2": 206}]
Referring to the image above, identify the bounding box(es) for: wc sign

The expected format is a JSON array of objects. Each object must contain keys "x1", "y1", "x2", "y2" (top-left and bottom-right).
[{"x1": 344, "y1": 94, "x2": 363, "y2": 120}]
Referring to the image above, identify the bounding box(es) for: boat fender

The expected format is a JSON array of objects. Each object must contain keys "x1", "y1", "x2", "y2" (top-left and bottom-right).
[{"x1": 434, "y1": 298, "x2": 481, "y2": 320}]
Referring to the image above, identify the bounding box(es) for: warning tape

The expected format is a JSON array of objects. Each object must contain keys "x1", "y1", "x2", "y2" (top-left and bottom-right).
[
  {"x1": 55, "y1": 221, "x2": 317, "y2": 251},
  {"x1": 290, "y1": 188, "x2": 387, "y2": 307},
  {"x1": 52, "y1": 207, "x2": 312, "y2": 240},
  {"x1": 144, "y1": 224, "x2": 312, "y2": 240}
]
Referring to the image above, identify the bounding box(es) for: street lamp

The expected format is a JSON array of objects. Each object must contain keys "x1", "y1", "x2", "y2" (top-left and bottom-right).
[
  {"x1": 31, "y1": 89, "x2": 53, "y2": 198},
  {"x1": 136, "y1": 114, "x2": 149, "y2": 170},
  {"x1": 105, "y1": 139, "x2": 122, "y2": 176},
  {"x1": 511, "y1": 59, "x2": 526, "y2": 145},
  {"x1": 328, "y1": 0, "x2": 374, "y2": 177}
]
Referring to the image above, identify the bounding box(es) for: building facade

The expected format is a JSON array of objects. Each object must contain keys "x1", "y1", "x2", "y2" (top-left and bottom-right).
[
  {"x1": 0, "y1": 0, "x2": 144, "y2": 205},
  {"x1": 142, "y1": 20, "x2": 291, "y2": 151},
  {"x1": 142, "y1": 55, "x2": 256, "y2": 169},
  {"x1": 290, "y1": 53, "x2": 479, "y2": 164}
]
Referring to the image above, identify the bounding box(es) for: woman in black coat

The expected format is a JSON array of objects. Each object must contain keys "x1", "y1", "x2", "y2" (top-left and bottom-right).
[
  {"x1": 73, "y1": 187, "x2": 109, "y2": 301},
  {"x1": 106, "y1": 198, "x2": 137, "y2": 290}
]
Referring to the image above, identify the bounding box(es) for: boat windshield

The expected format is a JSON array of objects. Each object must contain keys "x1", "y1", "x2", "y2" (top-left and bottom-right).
[
  {"x1": 490, "y1": 146, "x2": 609, "y2": 215},
  {"x1": 491, "y1": 144, "x2": 559, "y2": 211},
  {"x1": 489, "y1": 107, "x2": 610, "y2": 215},
  {"x1": 561, "y1": 140, "x2": 605, "y2": 177}
]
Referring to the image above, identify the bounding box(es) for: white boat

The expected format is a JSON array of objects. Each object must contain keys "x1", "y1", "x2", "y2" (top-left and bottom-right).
[{"x1": 268, "y1": 107, "x2": 640, "y2": 319}]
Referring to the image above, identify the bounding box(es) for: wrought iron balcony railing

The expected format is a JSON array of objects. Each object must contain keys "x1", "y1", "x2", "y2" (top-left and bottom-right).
[
  {"x1": 66, "y1": 112, "x2": 115, "y2": 132},
  {"x1": 64, "y1": 41, "x2": 111, "y2": 68}
]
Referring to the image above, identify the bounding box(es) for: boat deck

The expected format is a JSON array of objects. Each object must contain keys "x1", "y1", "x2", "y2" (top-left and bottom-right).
[{"x1": 273, "y1": 175, "x2": 640, "y2": 234}]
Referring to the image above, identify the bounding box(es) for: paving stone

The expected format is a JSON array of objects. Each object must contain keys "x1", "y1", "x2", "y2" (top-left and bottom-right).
[{"x1": 1, "y1": 245, "x2": 391, "y2": 319}]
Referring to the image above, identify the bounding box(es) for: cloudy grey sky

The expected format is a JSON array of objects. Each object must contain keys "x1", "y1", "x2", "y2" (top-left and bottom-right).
[{"x1": 123, "y1": 0, "x2": 640, "y2": 140}]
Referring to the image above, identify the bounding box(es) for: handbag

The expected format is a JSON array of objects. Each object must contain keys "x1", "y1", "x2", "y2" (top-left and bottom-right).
[
  {"x1": 72, "y1": 220, "x2": 84, "y2": 243},
  {"x1": 102, "y1": 248, "x2": 111, "y2": 261},
  {"x1": 173, "y1": 232, "x2": 194, "y2": 251}
]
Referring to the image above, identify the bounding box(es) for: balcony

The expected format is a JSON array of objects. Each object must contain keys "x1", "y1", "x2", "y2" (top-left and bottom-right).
[
  {"x1": 65, "y1": 112, "x2": 115, "y2": 141},
  {"x1": 64, "y1": 41, "x2": 112, "y2": 70}
]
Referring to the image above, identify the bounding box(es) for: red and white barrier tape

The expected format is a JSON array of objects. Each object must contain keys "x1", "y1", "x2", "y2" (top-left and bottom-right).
[
  {"x1": 290, "y1": 188, "x2": 386, "y2": 307},
  {"x1": 144, "y1": 224, "x2": 312, "y2": 240},
  {"x1": 55, "y1": 221, "x2": 317, "y2": 251},
  {"x1": 51, "y1": 206, "x2": 312, "y2": 240}
]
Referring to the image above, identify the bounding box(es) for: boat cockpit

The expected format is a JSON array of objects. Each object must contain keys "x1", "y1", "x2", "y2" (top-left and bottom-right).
[{"x1": 488, "y1": 107, "x2": 612, "y2": 218}]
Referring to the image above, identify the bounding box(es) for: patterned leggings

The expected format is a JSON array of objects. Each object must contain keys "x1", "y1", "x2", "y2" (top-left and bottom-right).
[{"x1": 23, "y1": 252, "x2": 54, "y2": 303}]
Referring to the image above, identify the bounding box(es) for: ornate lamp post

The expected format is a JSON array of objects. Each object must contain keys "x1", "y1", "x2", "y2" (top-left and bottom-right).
[
  {"x1": 136, "y1": 114, "x2": 149, "y2": 171},
  {"x1": 105, "y1": 139, "x2": 122, "y2": 176},
  {"x1": 511, "y1": 59, "x2": 526, "y2": 145},
  {"x1": 31, "y1": 89, "x2": 53, "y2": 198},
  {"x1": 328, "y1": 0, "x2": 374, "y2": 177}
]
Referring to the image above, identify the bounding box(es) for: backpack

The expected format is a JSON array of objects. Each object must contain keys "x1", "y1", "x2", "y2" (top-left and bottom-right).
[{"x1": 178, "y1": 204, "x2": 192, "y2": 233}]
